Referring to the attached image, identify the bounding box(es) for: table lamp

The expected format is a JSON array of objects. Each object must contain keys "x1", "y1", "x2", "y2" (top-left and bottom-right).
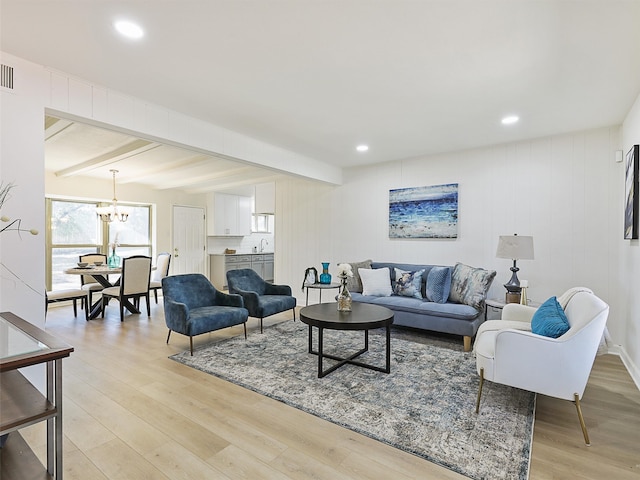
[{"x1": 496, "y1": 234, "x2": 534, "y2": 303}]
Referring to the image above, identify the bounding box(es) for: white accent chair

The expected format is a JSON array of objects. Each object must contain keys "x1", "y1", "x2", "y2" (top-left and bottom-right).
[
  {"x1": 474, "y1": 289, "x2": 609, "y2": 445},
  {"x1": 149, "y1": 252, "x2": 171, "y2": 303}
]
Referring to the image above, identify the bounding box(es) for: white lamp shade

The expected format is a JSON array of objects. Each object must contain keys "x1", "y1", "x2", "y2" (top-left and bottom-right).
[{"x1": 496, "y1": 235, "x2": 534, "y2": 260}]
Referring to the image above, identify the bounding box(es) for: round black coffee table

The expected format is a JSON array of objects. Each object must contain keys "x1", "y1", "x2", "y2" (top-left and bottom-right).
[{"x1": 299, "y1": 302, "x2": 394, "y2": 378}]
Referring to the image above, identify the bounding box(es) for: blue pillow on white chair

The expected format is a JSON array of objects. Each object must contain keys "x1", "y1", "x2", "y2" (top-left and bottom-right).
[{"x1": 531, "y1": 296, "x2": 570, "y2": 338}]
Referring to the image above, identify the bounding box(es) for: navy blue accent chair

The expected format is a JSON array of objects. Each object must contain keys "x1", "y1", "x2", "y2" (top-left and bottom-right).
[
  {"x1": 226, "y1": 268, "x2": 296, "y2": 333},
  {"x1": 162, "y1": 273, "x2": 248, "y2": 355}
]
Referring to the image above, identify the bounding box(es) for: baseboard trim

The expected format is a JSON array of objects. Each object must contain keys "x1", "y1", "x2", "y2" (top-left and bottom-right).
[{"x1": 607, "y1": 344, "x2": 640, "y2": 391}]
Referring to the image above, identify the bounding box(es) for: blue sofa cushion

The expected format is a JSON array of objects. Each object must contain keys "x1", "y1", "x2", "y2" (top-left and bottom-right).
[
  {"x1": 531, "y1": 296, "x2": 570, "y2": 338},
  {"x1": 425, "y1": 266, "x2": 452, "y2": 303},
  {"x1": 350, "y1": 292, "x2": 479, "y2": 321},
  {"x1": 448, "y1": 263, "x2": 496, "y2": 310},
  {"x1": 393, "y1": 268, "x2": 424, "y2": 299}
]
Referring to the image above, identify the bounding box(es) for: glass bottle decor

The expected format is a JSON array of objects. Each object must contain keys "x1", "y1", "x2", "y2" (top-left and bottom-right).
[
  {"x1": 337, "y1": 279, "x2": 352, "y2": 312},
  {"x1": 319, "y1": 262, "x2": 331, "y2": 284},
  {"x1": 108, "y1": 248, "x2": 121, "y2": 268}
]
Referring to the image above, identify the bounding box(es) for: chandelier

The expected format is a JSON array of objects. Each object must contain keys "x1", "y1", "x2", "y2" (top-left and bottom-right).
[{"x1": 96, "y1": 169, "x2": 129, "y2": 222}]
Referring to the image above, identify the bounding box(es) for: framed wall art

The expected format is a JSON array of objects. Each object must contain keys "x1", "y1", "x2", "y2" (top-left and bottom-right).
[
  {"x1": 389, "y1": 183, "x2": 458, "y2": 239},
  {"x1": 625, "y1": 145, "x2": 639, "y2": 240}
]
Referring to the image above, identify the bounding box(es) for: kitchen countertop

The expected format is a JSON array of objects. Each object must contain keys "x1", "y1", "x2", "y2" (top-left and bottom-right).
[{"x1": 210, "y1": 252, "x2": 274, "y2": 256}]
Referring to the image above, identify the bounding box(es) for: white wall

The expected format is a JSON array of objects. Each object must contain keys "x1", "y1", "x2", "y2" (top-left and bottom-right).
[
  {"x1": 621, "y1": 91, "x2": 640, "y2": 384},
  {"x1": 0, "y1": 54, "x2": 48, "y2": 389},
  {"x1": 207, "y1": 232, "x2": 274, "y2": 255},
  {"x1": 0, "y1": 54, "x2": 47, "y2": 324},
  {"x1": 276, "y1": 126, "x2": 634, "y2": 381}
]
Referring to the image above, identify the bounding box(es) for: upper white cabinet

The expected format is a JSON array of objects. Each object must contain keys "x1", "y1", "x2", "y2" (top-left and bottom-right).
[
  {"x1": 207, "y1": 193, "x2": 252, "y2": 236},
  {"x1": 254, "y1": 182, "x2": 275, "y2": 214}
]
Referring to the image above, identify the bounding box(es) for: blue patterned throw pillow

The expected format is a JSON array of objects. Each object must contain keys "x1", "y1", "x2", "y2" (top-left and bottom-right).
[
  {"x1": 448, "y1": 263, "x2": 496, "y2": 310},
  {"x1": 531, "y1": 296, "x2": 570, "y2": 338},
  {"x1": 425, "y1": 266, "x2": 452, "y2": 303},
  {"x1": 393, "y1": 268, "x2": 424, "y2": 299}
]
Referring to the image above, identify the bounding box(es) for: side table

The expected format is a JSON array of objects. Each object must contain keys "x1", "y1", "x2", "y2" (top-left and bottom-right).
[
  {"x1": 303, "y1": 282, "x2": 341, "y2": 306},
  {"x1": 485, "y1": 298, "x2": 539, "y2": 321}
]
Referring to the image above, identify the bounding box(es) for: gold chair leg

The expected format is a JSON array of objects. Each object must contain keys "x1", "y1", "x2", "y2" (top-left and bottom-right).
[
  {"x1": 475, "y1": 367, "x2": 484, "y2": 414},
  {"x1": 574, "y1": 393, "x2": 591, "y2": 446}
]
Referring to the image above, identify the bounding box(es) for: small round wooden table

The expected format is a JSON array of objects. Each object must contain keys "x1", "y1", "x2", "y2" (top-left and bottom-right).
[{"x1": 299, "y1": 302, "x2": 394, "y2": 378}]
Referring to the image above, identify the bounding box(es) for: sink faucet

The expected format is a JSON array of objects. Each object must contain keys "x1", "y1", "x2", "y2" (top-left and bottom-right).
[{"x1": 260, "y1": 238, "x2": 268, "y2": 253}]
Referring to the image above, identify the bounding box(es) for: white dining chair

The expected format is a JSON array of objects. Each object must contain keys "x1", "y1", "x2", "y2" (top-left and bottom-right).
[
  {"x1": 46, "y1": 288, "x2": 88, "y2": 320},
  {"x1": 101, "y1": 255, "x2": 152, "y2": 322},
  {"x1": 79, "y1": 253, "x2": 108, "y2": 307},
  {"x1": 149, "y1": 252, "x2": 171, "y2": 303}
]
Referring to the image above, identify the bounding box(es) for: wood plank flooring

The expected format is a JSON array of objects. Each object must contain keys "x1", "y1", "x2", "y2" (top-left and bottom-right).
[{"x1": 19, "y1": 301, "x2": 640, "y2": 479}]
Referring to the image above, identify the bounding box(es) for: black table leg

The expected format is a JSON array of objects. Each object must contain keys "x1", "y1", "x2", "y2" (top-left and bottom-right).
[
  {"x1": 318, "y1": 327, "x2": 324, "y2": 378},
  {"x1": 385, "y1": 325, "x2": 391, "y2": 373},
  {"x1": 308, "y1": 327, "x2": 390, "y2": 378}
]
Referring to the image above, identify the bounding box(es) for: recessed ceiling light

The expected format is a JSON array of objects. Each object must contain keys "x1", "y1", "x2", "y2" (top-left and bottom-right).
[
  {"x1": 114, "y1": 20, "x2": 144, "y2": 39},
  {"x1": 356, "y1": 145, "x2": 369, "y2": 152},
  {"x1": 501, "y1": 115, "x2": 519, "y2": 125}
]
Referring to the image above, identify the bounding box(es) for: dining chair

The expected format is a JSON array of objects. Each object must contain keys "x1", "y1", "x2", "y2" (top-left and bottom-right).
[
  {"x1": 79, "y1": 253, "x2": 108, "y2": 307},
  {"x1": 149, "y1": 252, "x2": 171, "y2": 303},
  {"x1": 45, "y1": 288, "x2": 88, "y2": 321},
  {"x1": 101, "y1": 255, "x2": 152, "y2": 322}
]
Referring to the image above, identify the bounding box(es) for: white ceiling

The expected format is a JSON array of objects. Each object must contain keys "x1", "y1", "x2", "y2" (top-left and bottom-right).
[
  {"x1": 3, "y1": 1, "x2": 640, "y2": 191},
  {"x1": 44, "y1": 116, "x2": 283, "y2": 194}
]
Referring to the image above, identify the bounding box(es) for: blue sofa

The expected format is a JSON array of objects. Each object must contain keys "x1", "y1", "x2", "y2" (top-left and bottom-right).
[{"x1": 349, "y1": 261, "x2": 496, "y2": 352}]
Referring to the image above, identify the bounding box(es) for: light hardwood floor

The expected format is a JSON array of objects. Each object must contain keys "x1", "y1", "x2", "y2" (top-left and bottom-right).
[{"x1": 19, "y1": 301, "x2": 640, "y2": 479}]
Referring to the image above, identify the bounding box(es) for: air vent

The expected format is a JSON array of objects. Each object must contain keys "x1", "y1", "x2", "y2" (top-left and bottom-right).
[{"x1": 1, "y1": 64, "x2": 14, "y2": 90}]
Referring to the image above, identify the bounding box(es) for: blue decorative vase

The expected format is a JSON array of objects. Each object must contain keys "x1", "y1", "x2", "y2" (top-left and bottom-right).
[
  {"x1": 319, "y1": 262, "x2": 331, "y2": 284},
  {"x1": 108, "y1": 250, "x2": 121, "y2": 268}
]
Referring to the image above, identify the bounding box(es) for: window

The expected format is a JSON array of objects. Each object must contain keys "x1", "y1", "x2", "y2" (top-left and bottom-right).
[
  {"x1": 107, "y1": 205, "x2": 151, "y2": 258},
  {"x1": 46, "y1": 198, "x2": 152, "y2": 290},
  {"x1": 252, "y1": 214, "x2": 272, "y2": 233}
]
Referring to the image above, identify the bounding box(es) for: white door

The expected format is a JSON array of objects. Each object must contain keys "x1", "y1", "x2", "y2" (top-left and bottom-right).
[{"x1": 172, "y1": 205, "x2": 206, "y2": 275}]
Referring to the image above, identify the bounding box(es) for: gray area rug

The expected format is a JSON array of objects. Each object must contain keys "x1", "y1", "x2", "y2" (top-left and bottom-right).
[{"x1": 170, "y1": 320, "x2": 534, "y2": 480}]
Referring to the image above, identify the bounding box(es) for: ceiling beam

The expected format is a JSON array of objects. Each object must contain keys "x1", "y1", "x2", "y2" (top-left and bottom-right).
[
  {"x1": 184, "y1": 173, "x2": 283, "y2": 195},
  {"x1": 54, "y1": 139, "x2": 160, "y2": 177},
  {"x1": 153, "y1": 165, "x2": 259, "y2": 190}
]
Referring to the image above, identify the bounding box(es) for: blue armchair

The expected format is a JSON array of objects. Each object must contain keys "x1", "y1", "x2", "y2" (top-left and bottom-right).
[
  {"x1": 226, "y1": 268, "x2": 296, "y2": 333},
  {"x1": 162, "y1": 273, "x2": 248, "y2": 355}
]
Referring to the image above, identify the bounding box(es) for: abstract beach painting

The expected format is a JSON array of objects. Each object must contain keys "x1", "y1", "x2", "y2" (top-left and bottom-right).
[{"x1": 389, "y1": 183, "x2": 458, "y2": 238}]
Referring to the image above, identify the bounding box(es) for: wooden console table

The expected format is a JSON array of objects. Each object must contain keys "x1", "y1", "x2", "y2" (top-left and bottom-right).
[{"x1": 0, "y1": 311, "x2": 74, "y2": 479}]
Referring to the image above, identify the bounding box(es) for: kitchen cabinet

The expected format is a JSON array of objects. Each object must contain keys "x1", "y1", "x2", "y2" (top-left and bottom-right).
[
  {"x1": 207, "y1": 193, "x2": 252, "y2": 236},
  {"x1": 0, "y1": 312, "x2": 74, "y2": 480},
  {"x1": 210, "y1": 253, "x2": 273, "y2": 290},
  {"x1": 251, "y1": 253, "x2": 274, "y2": 283}
]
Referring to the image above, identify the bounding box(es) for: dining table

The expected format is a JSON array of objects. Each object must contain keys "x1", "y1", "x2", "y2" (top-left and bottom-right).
[{"x1": 64, "y1": 265, "x2": 140, "y2": 319}]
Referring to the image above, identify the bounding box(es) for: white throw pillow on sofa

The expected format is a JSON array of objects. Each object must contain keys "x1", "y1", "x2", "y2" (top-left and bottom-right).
[{"x1": 359, "y1": 267, "x2": 392, "y2": 297}]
